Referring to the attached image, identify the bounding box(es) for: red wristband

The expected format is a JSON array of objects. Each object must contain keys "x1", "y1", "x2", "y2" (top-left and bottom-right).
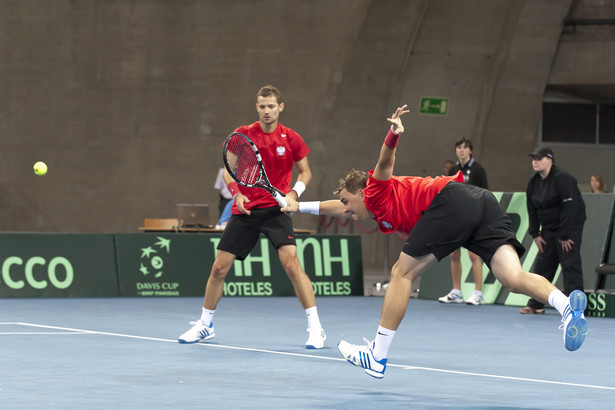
[
  {"x1": 227, "y1": 181, "x2": 240, "y2": 197},
  {"x1": 384, "y1": 128, "x2": 400, "y2": 149}
]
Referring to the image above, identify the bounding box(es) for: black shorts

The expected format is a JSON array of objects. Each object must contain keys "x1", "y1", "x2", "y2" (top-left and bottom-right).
[
  {"x1": 217, "y1": 206, "x2": 296, "y2": 260},
  {"x1": 403, "y1": 182, "x2": 525, "y2": 269}
]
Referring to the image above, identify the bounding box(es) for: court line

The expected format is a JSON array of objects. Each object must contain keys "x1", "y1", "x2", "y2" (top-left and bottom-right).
[
  {"x1": 0, "y1": 332, "x2": 89, "y2": 335},
  {"x1": 400, "y1": 366, "x2": 615, "y2": 391},
  {"x1": 5, "y1": 322, "x2": 615, "y2": 391}
]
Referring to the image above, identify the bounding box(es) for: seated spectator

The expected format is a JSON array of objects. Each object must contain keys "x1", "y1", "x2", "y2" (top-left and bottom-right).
[
  {"x1": 590, "y1": 174, "x2": 605, "y2": 193},
  {"x1": 214, "y1": 200, "x2": 233, "y2": 230}
]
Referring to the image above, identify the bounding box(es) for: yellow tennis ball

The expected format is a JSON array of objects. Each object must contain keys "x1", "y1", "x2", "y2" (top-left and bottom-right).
[{"x1": 33, "y1": 161, "x2": 48, "y2": 176}]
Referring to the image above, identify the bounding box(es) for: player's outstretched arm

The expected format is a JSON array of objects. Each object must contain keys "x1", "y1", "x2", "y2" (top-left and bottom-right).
[
  {"x1": 282, "y1": 198, "x2": 347, "y2": 218},
  {"x1": 373, "y1": 104, "x2": 409, "y2": 181}
]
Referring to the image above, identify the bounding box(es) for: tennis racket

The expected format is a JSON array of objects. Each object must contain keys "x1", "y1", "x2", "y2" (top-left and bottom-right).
[{"x1": 223, "y1": 132, "x2": 287, "y2": 208}]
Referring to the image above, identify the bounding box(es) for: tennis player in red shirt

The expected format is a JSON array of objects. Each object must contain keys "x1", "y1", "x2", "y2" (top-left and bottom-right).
[
  {"x1": 283, "y1": 104, "x2": 588, "y2": 379},
  {"x1": 178, "y1": 85, "x2": 326, "y2": 349}
]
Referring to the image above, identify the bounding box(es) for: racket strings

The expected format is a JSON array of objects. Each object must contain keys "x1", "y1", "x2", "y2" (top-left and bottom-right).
[{"x1": 226, "y1": 136, "x2": 260, "y2": 185}]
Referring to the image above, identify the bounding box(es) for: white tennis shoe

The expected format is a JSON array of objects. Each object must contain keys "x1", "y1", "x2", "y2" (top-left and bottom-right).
[
  {"x1": 337, "y1": 338, "x2": 387, "y2": 379},
  {"x1": 560, "y1": 290, "x2": 588, "y2": 351},
  {"x1": 438, "y1": 289, "x2": 464, "y2": 303},
  {"x1": 178, "y1": 320, "x2": 215, "y2": 344},
  {"x1": 305, "y1": 327, "x2": 326, "y2": 349},
  {"x1": 465, "y1": 291, "x2": 484, "y2": 306}
]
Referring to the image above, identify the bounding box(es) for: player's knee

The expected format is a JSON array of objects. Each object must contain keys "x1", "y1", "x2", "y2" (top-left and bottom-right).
[
  {"x1": 391, "y1": 264, "x2": 414, "y2": 282},
  {"x1": 210, "y1": 260, "x2": 232, "y2": 279},
  {"x1": 450, "y1": 249, "x2": 461, "y2": 262},
  {"x1": 282, "y1": 259, "x2": 303, "y2": 278},
  {"x1": 498, "y1": 270, "x2": 524, "y2": 293}
]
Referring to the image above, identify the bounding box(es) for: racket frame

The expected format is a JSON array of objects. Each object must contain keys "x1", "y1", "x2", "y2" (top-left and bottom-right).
[{"x1": 223, "y1": 132, "x2": 287, "y2": 208}]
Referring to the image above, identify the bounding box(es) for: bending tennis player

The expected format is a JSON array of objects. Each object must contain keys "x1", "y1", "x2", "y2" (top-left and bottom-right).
[
  {"x1": 282, "y1": 104, "x2": 588, "y2": 379},
  {"x1": 178, "y1": 85, "x2": 326, "y2": 349}
]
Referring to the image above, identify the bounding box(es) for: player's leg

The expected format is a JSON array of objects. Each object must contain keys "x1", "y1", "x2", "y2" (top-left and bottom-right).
[
  {"x1": 380, "y1": 252, "x2": 437, "y2": 329},
  {"x1": 490, "y1": 243, "x2": 587, "y2": 351},
  {"x1": 261, "y1": 209, "x2": 326, "y2": 349},
  {"x1": 204, "y1": 250, "x2": 237, "y2": 310},
  {"x1": 490, "y1": 244, "x2": 557, "y2": 302},
  {"x1": 465, "y1": 187, "x2": 586, "y2": 351},
  {"x1": 177, "y1": 250, "x2": 236, "y2": 343},
  {"x1": 465, "y1": 250, "x2": 484, "y2": 305},
  {"x1": 179, "y1": 214, "x2": 258, "y2": 344},
  {"x1": 277, "y1": 244, "x2": 326, "y2": 348},
  {"x1": 278, "y1": 244, "x2": 316, "y2": 308},
  {"x1": 450, "y1": 248, "x2": 462, "y2": 289},
  {"x1": 469, "y1": 251, "x2": 483, "y2": 291},
  {"x1": 439, "y1": 248, "x2": 464, "y2": 303},
  {"x1": 338, "y1": 252, "x2": 437, "y2": 378}
]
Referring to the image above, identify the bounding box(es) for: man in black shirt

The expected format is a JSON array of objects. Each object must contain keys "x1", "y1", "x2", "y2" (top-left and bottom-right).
[
  {"x1": 521, "y1": 147, "x2": 586, "y2": 314},
  {"x1": 439, "y1": 137, "x2": 489, "y2": 305}
]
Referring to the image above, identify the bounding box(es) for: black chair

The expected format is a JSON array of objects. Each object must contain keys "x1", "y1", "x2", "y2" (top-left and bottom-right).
[{"x1": 595, "y1": 263, "x2": 615, "y2": 291}]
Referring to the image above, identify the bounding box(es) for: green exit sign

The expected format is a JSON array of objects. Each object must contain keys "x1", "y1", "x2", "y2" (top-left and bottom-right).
[{"x1": 419, "y1": 97, "x2": 449, "y2": 115}]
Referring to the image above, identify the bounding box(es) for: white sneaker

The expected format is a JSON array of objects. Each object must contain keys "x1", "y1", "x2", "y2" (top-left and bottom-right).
[
  {"x1": 560, "y1": 290, "x2": 588, "y2": 351},
  {"x1": 337, "y1": 338, "x2": 387, "y2": 379},
  {"x1": 177, "y1": 320, "x2": 215, "y2": 344},
  {"x1": 438, "y1": 289, "x2": 463, "y2": 303},
  {"x1": 305, "y1": 327, "x2": 326, "y2": 349},
  {"x1": 466, "y1": 292, "x2": 484, "y2": 305}
]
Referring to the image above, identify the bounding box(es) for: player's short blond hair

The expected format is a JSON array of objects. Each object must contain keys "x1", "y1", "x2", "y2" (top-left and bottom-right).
[{"x1": 334, "y1": 169, "x2": 369, "y2": 196}]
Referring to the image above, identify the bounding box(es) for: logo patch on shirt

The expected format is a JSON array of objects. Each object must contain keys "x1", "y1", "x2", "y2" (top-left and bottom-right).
[
  {"x1": 276, "y1": 146, "x2": 286, "y2": 156},
  {"x1": 281, "y1": 134, "x2": 287, "y2": 138},
  {"x1": 381, "y1": 221, "x2": 393, "y2": 229}
]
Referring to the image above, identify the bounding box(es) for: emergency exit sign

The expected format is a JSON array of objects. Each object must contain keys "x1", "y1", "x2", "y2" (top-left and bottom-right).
[{"x1": 419, "y1": 97, "x2": 449, "y2": 115}]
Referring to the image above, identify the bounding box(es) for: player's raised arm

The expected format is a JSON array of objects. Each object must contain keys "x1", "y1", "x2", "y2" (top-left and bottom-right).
[{"x1": 373, "y1": 105, "x2": 409, "y2": 181}]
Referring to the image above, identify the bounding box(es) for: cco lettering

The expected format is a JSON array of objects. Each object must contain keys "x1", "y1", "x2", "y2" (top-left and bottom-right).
[{"x1": 1, "y1": 256, "x2": 74, "y2": 289}]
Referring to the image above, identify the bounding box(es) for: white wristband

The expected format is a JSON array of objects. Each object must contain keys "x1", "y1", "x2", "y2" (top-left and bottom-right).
[
  {"x1": 299, "y1": 201, "x2": 320, "y2": 215},
  {"x1": 291, "y1": 181, "x2": 306, "y2": 197}
]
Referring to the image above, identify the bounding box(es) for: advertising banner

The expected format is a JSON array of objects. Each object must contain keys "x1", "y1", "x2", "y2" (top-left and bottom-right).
[
  {"x1": 584, "y1": 291, "x2": 615, "y2": 318},
  {"x1": 0, "y1": 233, "x2": 119, "y2": 298},
  {"x1": 114, "y1": 233, "x2": 364, "y2": 297}
]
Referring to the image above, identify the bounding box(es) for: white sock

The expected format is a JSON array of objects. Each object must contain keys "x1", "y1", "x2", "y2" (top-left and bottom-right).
[
  {"x1": 372, "y1": 325, "x2": 395, "y2": 361},
  {"x1": 474, "y1": 290, "x2": 483, "y2": 296},
  {"x1": 305, "y1": 306, "x2": 322, "y2": 329},
  {"x1": 548, "y1": 290, "x2": 568, "y2": 316},
  {"x1": 200, "y1": 307, "x2": 215, "y2": 326}
]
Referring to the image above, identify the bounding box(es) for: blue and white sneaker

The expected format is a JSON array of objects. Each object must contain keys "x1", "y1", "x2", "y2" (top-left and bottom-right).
[
  {"x1": 438, "y1": 289, "x2": 464, "y2": 304},
  {"x1": 178, "y1": 320, "x2": 215, "y2": 344},
  {"x1": 560, "y1": 290, "x2": 588, "y2": 351},
  {"x1": 337, "y1": 338, "x2": 387, "y2": 379}
]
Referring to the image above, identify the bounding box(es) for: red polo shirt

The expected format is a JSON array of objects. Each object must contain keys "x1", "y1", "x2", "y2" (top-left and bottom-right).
[
  {"x1": 231, "y1": 122, "x2": 309, "y2": 213},
  {"x1": 364, "y1": 170, "x2": 464, "y2": 233}
]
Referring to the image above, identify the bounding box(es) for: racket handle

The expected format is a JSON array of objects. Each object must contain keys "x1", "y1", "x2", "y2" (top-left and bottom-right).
[{"x1": 273, "y1": 191, "x2": 287, "y2": 208}]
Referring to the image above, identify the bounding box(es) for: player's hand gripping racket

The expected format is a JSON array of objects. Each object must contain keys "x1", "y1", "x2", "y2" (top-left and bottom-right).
[{"x1": 223, "y1": 132, "x2": 287, "y2": 208}]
